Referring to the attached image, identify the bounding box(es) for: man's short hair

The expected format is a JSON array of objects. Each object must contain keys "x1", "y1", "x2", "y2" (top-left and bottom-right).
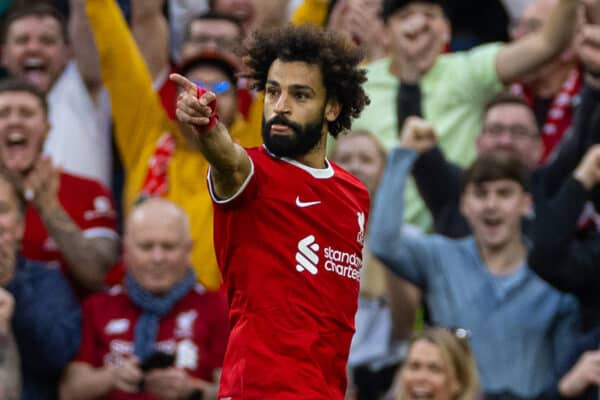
[
  {"x1": 461, "y1": 153, "x2": 531, "y2": 193},
  {"x1": 482, "y1": 91, "x2": 540, "y2": 135},
  {"x1": 0, "y1": 78, "x2": 48, "y2": 114},
  {"x1": 243, "y1": 24, "x2": 370, "y2": 138},
  {"x1": 183, "y1": 10, "x2": 243, "y2": 42},
  {"x1": 483, "y1": 91, "x2": 532, "y2": 115},
  {"x1": 1, "y1": 3, "x2": 69, "y2": 45},
  {"x1": 382, "y1": 0, "x2": 448, "y2": 22}
]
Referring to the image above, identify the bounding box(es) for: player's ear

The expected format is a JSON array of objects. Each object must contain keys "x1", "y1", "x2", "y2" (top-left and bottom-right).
[{"x1": 325, "y1": 98, "x2": 341, "y2": 122}]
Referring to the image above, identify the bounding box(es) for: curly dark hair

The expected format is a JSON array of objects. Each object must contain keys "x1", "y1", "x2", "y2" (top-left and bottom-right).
[{"x1": 242, "y1": 24, "x2": 370, "y2": 138}]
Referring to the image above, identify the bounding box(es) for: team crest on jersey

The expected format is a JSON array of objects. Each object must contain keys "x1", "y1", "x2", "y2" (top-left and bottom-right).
[
  {"x1": 105, "y1": 318, "x2": 130, "y2": 335},
  {"x1": 356, "y1": 212, "x2": 365, "y2": 245},
  {"x1": 175, "y1": 310, "x2": 197, "y2": 338},
  {"x1": 176, "y1": 339, "x2": 198, "y2": 369}
]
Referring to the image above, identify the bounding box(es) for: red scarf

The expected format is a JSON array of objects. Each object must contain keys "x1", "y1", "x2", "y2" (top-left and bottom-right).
[
  {"x1": 510, "y1": 68, "x2": 582, "y2": 163},
  {"x1": 140, "y1": 133, "x2": 176, "y2": 197}
]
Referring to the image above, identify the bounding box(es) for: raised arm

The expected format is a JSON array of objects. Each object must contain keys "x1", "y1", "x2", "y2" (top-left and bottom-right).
[
  {"x1": 528, "y1": 20, "x2": 600, "y2": 294},
  {"x1": 496, "y1": 0, "x2": 579, "y2": 84},
  {"x1": 368, "y1": 144, "x2": 440, "y2": 287},
  {"x1": 399, "y1": 117, "x2": 469, "y2": 237},
  {"x1": 529, "y1": 145, "x2": 600, "y2": 293},
  {"x1": 69, "y1": 0, "x2": 103, "y2": 98},
  {"x1": 171, "y1": 73, "x2": 252, "y2": 199},
  {"x1": 22, "y1": 157, "x2": 118, "y2": 292},
  {"x1": 131, "y1": 0, "x2": 169, "y2": 82}
]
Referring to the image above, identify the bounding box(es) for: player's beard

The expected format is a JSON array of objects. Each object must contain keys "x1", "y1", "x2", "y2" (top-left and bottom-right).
[{"x1": 262, "y1": 113, "x2": 325, "y2": 158}]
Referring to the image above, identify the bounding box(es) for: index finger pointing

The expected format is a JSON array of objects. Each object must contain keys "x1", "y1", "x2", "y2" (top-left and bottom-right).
[{"x1": 169, "y1": 73, "x2": 198, "y2": 94}]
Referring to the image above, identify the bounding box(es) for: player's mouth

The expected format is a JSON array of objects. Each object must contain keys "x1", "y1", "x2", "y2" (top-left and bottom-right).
[{"x1": 270, "y1": 124, "x2": 292, "y2": 135}]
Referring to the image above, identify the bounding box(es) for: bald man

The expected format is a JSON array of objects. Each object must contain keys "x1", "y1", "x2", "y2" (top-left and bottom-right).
[{"x1": 60, "y1": 198, "x2": 229, "y2": 400}]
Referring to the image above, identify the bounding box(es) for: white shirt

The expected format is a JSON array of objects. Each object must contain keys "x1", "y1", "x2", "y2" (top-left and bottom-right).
[{"x1": 46, "y1": 61, "x2": 112, "y2": 187}]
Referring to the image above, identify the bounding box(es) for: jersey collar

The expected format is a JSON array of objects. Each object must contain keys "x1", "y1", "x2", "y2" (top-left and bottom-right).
[{"x1": 263, "y1": 145, "x2": 334, "y2": 179}]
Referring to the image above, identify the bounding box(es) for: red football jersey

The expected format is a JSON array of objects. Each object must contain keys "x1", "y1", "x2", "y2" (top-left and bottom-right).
[
  {"x1": 21, "y1": 172, "x2": 118, "y2": 296},
  {"x1": 210, "y1": 146, "x2": 370, "y2": 399},
  {"x1": 76, "y1": 284, "x2": 230, "y2": 399}
]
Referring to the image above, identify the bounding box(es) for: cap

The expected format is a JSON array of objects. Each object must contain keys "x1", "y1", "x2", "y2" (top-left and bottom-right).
[
  {"x1": 381, "y1": 0, "x2": 448, "y2": 22},
  {"x1": 178, "y1": 49, "x2": 242, "y2": 84}
]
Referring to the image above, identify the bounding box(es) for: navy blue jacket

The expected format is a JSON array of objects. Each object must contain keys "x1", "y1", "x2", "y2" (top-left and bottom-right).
[{"x1": 6, "y1": 256, "x2": 81, "y2": 400}]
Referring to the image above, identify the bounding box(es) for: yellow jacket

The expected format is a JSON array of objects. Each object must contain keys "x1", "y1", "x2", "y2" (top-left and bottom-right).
[{"x1": 87, "y1": 0, "x2": 262, "y2": 289}]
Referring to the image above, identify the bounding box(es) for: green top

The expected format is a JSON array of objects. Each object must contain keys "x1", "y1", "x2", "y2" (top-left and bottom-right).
[{"x1": 353, "y1": 43, "x2": 504, "y2": 230}]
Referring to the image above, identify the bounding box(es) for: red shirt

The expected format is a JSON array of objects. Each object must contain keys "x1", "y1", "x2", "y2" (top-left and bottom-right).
[
  {"x1": 76, "y1": 284, "x2": 230, "y2": 399},
  {"x1": 21, "y1": 172, "x2": 118, "y2": 296},
  {"x1": 211, "y1": 146, "x2": 370, "y2": 399}
]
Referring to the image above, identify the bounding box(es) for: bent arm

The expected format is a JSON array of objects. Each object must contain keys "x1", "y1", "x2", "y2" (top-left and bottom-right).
[
  {"x1": 496, "y1": 0, "x2": 579, "y2": 84},
  {"x1": 529, "y1": 176, "x2": 600, "y2": 293},
  {"x1": 60, "y1": 362, "x2": 115, "y2": 400},
  {"x1": 172, "y1": 75, "x2": 252, "y2": 199},
  {"x1": 131, "y1": 0, "x2": 169, "y2": 82},
  {"x1": 39, "y1": 202, "x2": 119, "y2": 292},
  {"x1": 412, "y1": 148, "x2": 469, "y2": 237}
]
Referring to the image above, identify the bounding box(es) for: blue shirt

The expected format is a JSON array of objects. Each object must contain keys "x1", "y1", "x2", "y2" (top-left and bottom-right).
[
  {"x1": 369, "y1": 148, "x2": 581, "y2": 398},
  {"x1": 7, "y1": 256, "x2": 81, "y2": 400}
]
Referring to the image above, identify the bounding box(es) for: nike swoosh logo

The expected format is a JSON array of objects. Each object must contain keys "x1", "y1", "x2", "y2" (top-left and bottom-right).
[{"x1": 296, "y1": 196, "x2": 321, "y2": 208}]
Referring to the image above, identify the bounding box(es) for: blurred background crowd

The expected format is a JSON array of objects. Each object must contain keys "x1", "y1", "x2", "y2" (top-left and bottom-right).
[{"x1": 0, "y1": 0, "x2": 598, "y2": 399}]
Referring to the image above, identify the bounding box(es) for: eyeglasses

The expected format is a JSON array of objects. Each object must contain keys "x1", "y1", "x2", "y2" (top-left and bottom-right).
[
  {"x1": 193, "y1": 80, "x2": 232, "y2": 95},
  {"x1": 483, "y1": 124, "x2": 538, "y2": 140},
  {"x1": 188, "y1": 34, "x2": 239, "y2": 51}
]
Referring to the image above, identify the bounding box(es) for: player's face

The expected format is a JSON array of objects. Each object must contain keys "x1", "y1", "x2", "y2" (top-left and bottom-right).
[
  {"x1": 461, "y1": 179, "x2": 531, "y2": 251},
  {"x1": 184, "y1": 64, "x2": 238, "y2": 129},
  {"x1": 1, "y1": 15, "x2": 69, "y2": 93},
  {"x1": 0, "y1": 91, "x2": 48, "y2": 174},
  {"x1": 124, "y1": 206, "x2": 192, "y2": 295},
  {"x1": 401, "y1": 339, "x2": 461, "y2": 400},
  {"x1": 477, "y1": 104, "x2": 541, "y2": 168},
  {"x1": 262, "y1": 59, "x2": 338, "y2": 158},
  {"x1": 331, "y1": 133, "x2": 384, "y2": 194}
]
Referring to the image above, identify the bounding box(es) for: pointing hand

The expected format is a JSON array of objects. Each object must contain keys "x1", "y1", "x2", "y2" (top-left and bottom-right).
[{"x1": 169, "y1": 73, "x2": 219, "y2": 133}]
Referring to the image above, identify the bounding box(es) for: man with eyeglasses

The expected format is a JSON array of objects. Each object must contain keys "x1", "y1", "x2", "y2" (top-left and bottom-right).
[
  {"x1": 180, "y1": 11, "x2": 242, "y2": 61},
  {"x1": 397, "y1": 75, "x2": 600, "y2": 240},
  {"x1": 398, "y1": 92, "x2": 542, "y2": 238}
]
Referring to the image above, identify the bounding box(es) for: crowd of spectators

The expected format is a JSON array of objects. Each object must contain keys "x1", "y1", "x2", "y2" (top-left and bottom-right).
[{"x1": 0, "y1": 0, "x2": 598, "y2": 399}]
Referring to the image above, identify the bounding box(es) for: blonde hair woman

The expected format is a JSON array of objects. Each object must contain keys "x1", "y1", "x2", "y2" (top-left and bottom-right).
[{"x1": 393, "y1": 327, "x2": 480, "y2": 400}]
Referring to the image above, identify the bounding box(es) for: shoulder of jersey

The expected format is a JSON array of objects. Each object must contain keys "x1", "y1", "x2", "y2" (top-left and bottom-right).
[
  {"x1": 331, "y1": 162, "x2": 368, "y2": 190},
  {"x1": 60, "y1": 171, "x2": 111, "y2": 193},
  {"x1": 83, "y1": 285, "x2": 125, "y2": 309}
]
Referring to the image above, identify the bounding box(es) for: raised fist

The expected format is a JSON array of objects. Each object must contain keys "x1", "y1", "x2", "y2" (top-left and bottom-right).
[{"x1": 399, "y1": 116, "x2": 437, "y2": 153}]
